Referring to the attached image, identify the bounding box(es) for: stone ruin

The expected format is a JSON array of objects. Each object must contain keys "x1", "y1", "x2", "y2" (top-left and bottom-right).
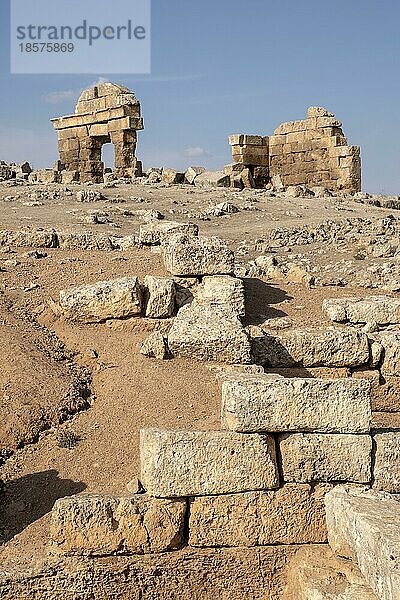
[
  {"x1": 1, "y1": 223, "x2": 400, "y2": 598},
  {"x1": 227, "y1": 106, "x2": 361, "y2": 192},
  {"x1": 51, "y1": 82, "x2": 144, "y2": 183}
]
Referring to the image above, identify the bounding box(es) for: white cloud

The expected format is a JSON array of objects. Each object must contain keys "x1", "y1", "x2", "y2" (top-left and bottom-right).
[
  {"x1": 184, "y1": 146, "x2": 212, "y2": 158},
  {"x1": 42, "y1": 89, "x2": 77, "y2": 104},
  {"x1": 42, "y1": 77, "x2": 109, "y2": 105}
]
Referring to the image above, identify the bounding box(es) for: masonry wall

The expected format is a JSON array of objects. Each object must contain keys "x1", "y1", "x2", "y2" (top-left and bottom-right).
[
  {"x1": 229, "y1": 106, "x2": 361, "y2": 192},
  {"x1": 52, "y1": 83, "x2": 144, "y2": 184}
]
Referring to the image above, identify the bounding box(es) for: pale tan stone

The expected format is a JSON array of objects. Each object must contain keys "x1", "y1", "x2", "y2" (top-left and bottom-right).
[
  {"x1": 193, "y1": 275, "x2": 245, "y2": 317},
  {"x1": 0, "y1": 545, "x2": 309, "y2": 600},
  {"x1": 221, "y1": 374, "x2": 371, "y2": 433},
  {"x1": 374, "y1": 433, "x2": 400, "y2": 493},
  {"x1": 377, "y1": 331, "x2": 400, "y2": 376},
  {"x1": 189, "y1": 483, "x2": 331, "y2": 547},
  {"x1": 49, "y1": 494, "x2": 185, "y2": 556},
  {"x1": 252, "y1": 327, "x2": 369, "y2": 368},
  {"x1": 322, "y1": 296, "x2": 400, "y2": 325},
  {"x1": 140, "y1": 331, "x2": 168, "y2": 359},
  {"x1": 168, "y1": 304, "x2": 251, "y2": 364},
  {"x1": 144, "y1": 276, "x2": 175, "y2": 318},
  {"x1": 59, "y1": 277, "x2": 142, "y2": 323},
  {"x1": 139, "y1": 221, "x2": 198, "y2": 245},
  {"x1": 163, "y1": 234, "x2": 235, "y2": 276},
  {"x1": 193, "y1": 170, "x2": 230, "y2": 188},
  {"x1": 325, "y1": 485, "x2": 400, "y2": 600},
  {"x1": 284, "y1": 545, "x2": 376, "y2": 599},
  {"x1": 279, "y1": 434, "x2": 372, "y2": 483},
  {"x1": 140, "y1": 428, "x2": 278, "y2": 497}
]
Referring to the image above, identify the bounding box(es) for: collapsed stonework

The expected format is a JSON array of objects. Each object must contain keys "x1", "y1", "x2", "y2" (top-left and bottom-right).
[
  {"x1": 51, "y1": 83, "x2": 144, "y2": 183},
  {"x1": 2, "y1": 224, "x2": 400, "y2": 598},
  {"x1": 227, "y1": 106, "x2": 361, "y2": 192}
]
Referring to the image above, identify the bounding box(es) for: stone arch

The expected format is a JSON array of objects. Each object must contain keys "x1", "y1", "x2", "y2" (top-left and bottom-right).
[{"x1": 51, "y1": 82, "x2": 144, "y2": 183}]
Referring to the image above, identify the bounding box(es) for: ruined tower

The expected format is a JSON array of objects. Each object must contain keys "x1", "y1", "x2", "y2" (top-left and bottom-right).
[{"x1": 51, "y1": 82, "x2": 144, "y2": 183}]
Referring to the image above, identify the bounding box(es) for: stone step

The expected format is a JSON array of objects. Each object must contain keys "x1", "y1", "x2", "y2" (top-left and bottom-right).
[
  {"x1": 140, "y1": 428, "x2": 278, "y2": 497},
  {"x1": 221, "y1": 374, "x2": 371, "y2": 433},
  {"x1": 189, "y1": 483, "x2": 331, "y2": 547}
]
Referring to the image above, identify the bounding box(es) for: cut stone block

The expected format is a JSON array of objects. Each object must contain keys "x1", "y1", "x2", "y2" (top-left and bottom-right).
[
  {"x1": 144, "y1": 276, "x2": 175, "y2": 318},
  {"x1": 322, "y1": 296, "x2": 400, "y2": 325},
  {"x1": 140, "y1": 428, "x2": 278, "y2": 497},
  {"x1": 373, "y1": 432, "x2": 400, "y2": 493},
  {"x1": 193, "y1": 275, "x2": 245, "y2": 317},
  {"x1": 185, "y1": 166, "x2": 206, "y2": 184},
  {"x1": 189, "y1": 483, "x2": 331, "y2": 547},
  {"x1": 284, "y1": 545, "x2": 376, "y2": 599},
  {"x1": 59, "y1": 277, "x2": 142, "y2": 323},
  {"x1": 221, "y1": 374, "x2": 371, "y2": 433},
  {"x1": 49, "y1": 493, "x2": 186, "y2": 556},
  {"x1": 251, "y1": 328, "x2": 370, "y2": 368},
  {"x1": 139, "y1": 221, "x2": 199, "y2": 245},
  {"x1": 325, "y1": 485, "x2": 400, "y2": 600},
  {"x1": 193, "y1": 170, "x2": 230, "y2": 188},
  {"x1": 163, "y1": 234, "x2": 235, "y2": 276},
  {"x1": 168, "y1": 304, "x2": 251, "y2": 364},
  {"x1": 279, "y1": 434, "x2": 372, "y2": 483},
  {"x1": 377, "y1": 332, "x2": 400, "y2": 377},
  {"x1": 161, "y1": 168, "x2": 185, "y2": 185},
  {"x1": 140, "y1": 331, "x2": 168, "y2": 360},
  {"x1": 369, "y1": 377, "x2": 400, "y2": 412}
]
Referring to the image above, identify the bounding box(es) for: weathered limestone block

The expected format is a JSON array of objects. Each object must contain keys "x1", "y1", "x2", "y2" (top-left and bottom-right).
[
  {"x1": 59, "y1": 277, "x2": 142, "y2": 322},
  {"x1": 284, "y1": 545, "x2": 377, "y2": 599},
  {"x1": 140, "y1": 428, "x2": 278, "y2": 497},
  {"x1": 377, "y1": 332, "x2": 400, "y2": 377},
  {"x1": 57, "y1": 231, "x2": 113, "y2": 250},
  {"x1": 252, "y1": 327, "x2": 370, "y2": 368},
  {"x1": 49, "y1": 494, "x2": 186, "y2": 556},
  {"x1": 161, "y1": 168, "x2": 185, "y2": 185},
  {"x1": 325, "y1": 485, "x2": 400, "y2": 600},
  {"x1": 139, "y1": 221, "x2": 199, "y2": 245},
  {"x1": 0, "y1": 229, "x2": 58, "y2": 248},
  {"x1": 163, "y1": 234, "x2": 235, "y2": 276},
  {"x1": 144, "y1": 276, "x2": 175, "y2": 318},
  {"x1": 371, "y1": 412, "x2": 400, "y2": 430},
  {"x1": 279, "y1": 434, "x2": 372, "y2": 483},
  {"x1": 189, "y1": 483, "x2": 331, "y2": 547},
  {"x1": 322, "y1": 296, "x2": 400, "y2": 325},
  {"x1": 140, "y1": 331, "x2": 168, "y2": 359},
  {"x1": 369, "y1": 377, "x2": 400, "y2": 412},
  {"x1": 0, "y1": 546, "x2": 312, "y2": 600},
  {"x1": 167, "y1": 304, "x2": 251, "y2": 364},
  {"x1": 221, "y1": 374, "x2": 371, "y2": 433},
  {"x1": 193, "y1": 170, "x2": 230, "y2": 188},
  {"x1": 193, "y1": 275, "x2": 245, "y2": 317},
  {"x1": 373, "y1": 433, "x2": 400, "y2": 493},
  {"x1": 185, "y1": 166, "x2": 206, "y2": 184}
]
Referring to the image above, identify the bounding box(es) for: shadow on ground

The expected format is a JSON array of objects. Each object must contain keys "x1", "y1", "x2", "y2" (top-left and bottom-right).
[
  {"x1": 243, "y1": 279, "x2": 292, "y2": 325},
  {"x1": 0, "y1": 469, "x2": 85, "y2": 543}
]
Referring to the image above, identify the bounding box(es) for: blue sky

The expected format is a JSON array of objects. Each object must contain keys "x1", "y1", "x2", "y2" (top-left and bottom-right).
[{"x1": 0, "y1": 0, "x2": 399, "y2": 193}]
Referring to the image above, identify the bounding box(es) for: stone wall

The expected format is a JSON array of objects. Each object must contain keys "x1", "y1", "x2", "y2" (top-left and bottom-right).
[
  {"x1": 52, "y1": 83, "x2": 144, "y2": 183},
  {"x1": 228, "y1": 106, "x2": 361, "y2": 192}
]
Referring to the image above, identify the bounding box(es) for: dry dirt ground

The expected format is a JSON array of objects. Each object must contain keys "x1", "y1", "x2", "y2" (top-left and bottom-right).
[{"x1": 0, "y1": 179, "x2": 399, "y2": 572}]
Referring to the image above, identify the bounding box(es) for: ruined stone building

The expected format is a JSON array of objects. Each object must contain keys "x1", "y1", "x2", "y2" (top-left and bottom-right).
[
  {"x1": 52, "y1": 83, "x2": 143, "y2": 183},
  {"x1": 228, "y1": 107, "x2": 361, "y2": 192}
]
